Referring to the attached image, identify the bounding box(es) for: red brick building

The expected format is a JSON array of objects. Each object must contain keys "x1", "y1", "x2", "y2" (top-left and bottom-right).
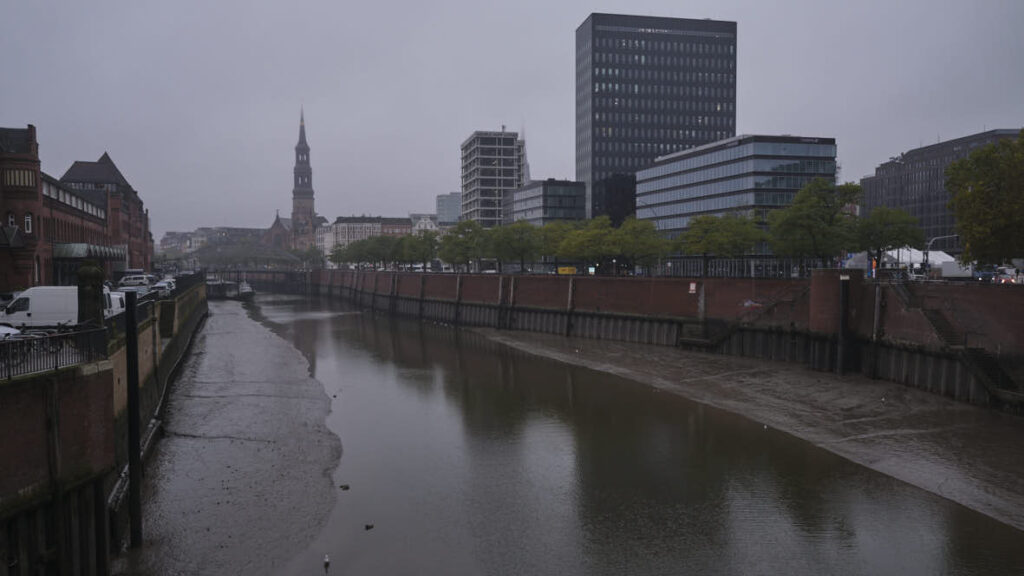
[{"x1": 0, "y1": 124, "x2": 151, "y2": 291}]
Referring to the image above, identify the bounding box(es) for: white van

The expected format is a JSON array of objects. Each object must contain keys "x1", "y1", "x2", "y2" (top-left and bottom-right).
[
  {"x1": 1, "y1": 286, "x2": 114, "y2": 328},
  {"x1": 106, "y1": 291, "x2": 126, "y2": 318}
]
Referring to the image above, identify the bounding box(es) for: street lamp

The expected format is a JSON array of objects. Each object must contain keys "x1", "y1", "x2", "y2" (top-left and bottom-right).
[
  {"x1": 923, "y1": 234, "x2": 958, "y2": 273},
  {"x1": 612, "y1": 258, "x2": 617, "y2": 276}
]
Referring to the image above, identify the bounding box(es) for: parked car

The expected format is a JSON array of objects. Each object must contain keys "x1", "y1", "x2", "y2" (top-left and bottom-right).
[
  {"x1": 119, "y1": 274, "x2": 150, "y2": 287},
  {"x1": 995, "y1": 267, "x2": 1018, "y2": 285},
  {"x1": 152, "y1": 281, "x2": 173, "y2": 298},
  {"x1": 973, "y1": 266, "x2": 996, "y2": 282},
  {"x1": 119, "y1": 285, "x2": 151, "y2": 299}
]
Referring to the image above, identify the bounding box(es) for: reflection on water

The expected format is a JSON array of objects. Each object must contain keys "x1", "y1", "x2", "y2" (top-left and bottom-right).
[{"x1": 258, "y1": 294, "x2": 1024, "y2": 575}]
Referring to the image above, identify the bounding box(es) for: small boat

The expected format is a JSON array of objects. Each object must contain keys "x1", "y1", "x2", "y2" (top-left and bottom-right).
[{"x1": 236, "y1": 281, "x2": 255, "y2": 301}]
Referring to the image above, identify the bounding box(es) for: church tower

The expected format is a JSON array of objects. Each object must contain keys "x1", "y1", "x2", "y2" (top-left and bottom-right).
[{"x1": 291, "y1": 108, "x2": 316, "y2": 250}]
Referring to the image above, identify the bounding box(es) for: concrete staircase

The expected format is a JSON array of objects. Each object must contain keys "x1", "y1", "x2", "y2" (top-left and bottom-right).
[{"x1": 921, "y1": 308, "x2": 964, "y2": 347}]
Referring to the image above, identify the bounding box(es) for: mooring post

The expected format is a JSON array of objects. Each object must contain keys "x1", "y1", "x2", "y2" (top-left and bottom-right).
[
  {"x1": 125, "y1": 291, "x2": 143, "y2": 547},
  {"x1": 565, "y1": 277, "x2": 576, "y2": 337},
  {"x1": 838, "y1": 273, "x2": 850, "y2": 376}
]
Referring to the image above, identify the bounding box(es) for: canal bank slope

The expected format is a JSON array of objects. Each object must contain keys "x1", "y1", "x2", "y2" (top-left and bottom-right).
[
  {"x1": 476, "y1": 328, "x2": 1024, "y2": 533},
  {"x1": 113, "y1": 301, "x2": 341, "y2": 575}
]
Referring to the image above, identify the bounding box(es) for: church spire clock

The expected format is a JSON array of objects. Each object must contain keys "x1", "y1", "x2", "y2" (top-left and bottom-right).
[{"x1": 291, "y1": 108, "x2": 316, "y2": 249}]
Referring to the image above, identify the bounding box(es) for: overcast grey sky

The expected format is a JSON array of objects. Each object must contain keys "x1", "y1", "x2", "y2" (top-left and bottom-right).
[{"x1": 2, "y1": 0, "x2": 1022, "y2": 241}]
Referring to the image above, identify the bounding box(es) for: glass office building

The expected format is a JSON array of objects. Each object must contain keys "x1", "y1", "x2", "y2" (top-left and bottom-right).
[
  {"x1": 635, "y1": 135, "x2": 837, "y2": 240},
  {"x1": 860, "y1": 129, "x2": 1018, "y2": 255},
  {"x1": 511, "y1": 179, "x2": 586, "y2": 226},
  {"x1": 436, "y1": 191, "x2": 461, "y2": 225},
  {"x1": 576, "y1": 13, "x2": 737, "y2": 221}
]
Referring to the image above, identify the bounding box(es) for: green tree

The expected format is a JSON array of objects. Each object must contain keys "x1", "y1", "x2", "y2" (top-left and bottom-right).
[
  {"x1": 679, "y1": 212, "x2": 763, "y2": 275},
  {"x1": 558, "y1": 216, "x2": 617, "y2": 270},
  {"x1": 611, "y1": 217, "x2": 671, "y2": 274},
  {"x1": 438, "y1": 220, "x2": 486, "y2": 272},
  {"x1": 405, "y1": 230, "x2": 439, "y2": 270},
  {"x1": 946, "y1": 130, "x2": 1024, "y2": 264},
  {"x1": 768, "y1": 179, "x2": 860, "y2": 262},
  {"x1": 291, "y1": 246, "x2": 324, "y2": 269},
  {"x1": 855, "y1": 206, "x2": 924, "y2": 270},
  {"x1": 491, "y1": 221, "x2": 542, "y2": 272}
]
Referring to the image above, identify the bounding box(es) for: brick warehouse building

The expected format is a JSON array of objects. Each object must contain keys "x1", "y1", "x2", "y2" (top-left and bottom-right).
[{"x1": 0, "y1": 124, "x2": 152, "y2": 291}]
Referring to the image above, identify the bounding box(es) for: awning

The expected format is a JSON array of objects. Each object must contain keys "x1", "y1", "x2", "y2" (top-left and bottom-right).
[{"x1": 53, "y1": 243, "x2": 127, "y2": 260}]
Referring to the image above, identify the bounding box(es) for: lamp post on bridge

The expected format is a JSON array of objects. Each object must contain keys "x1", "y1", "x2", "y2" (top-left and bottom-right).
[{"x1": 923, "y1": 234, "x2": 959, "y2": 274}]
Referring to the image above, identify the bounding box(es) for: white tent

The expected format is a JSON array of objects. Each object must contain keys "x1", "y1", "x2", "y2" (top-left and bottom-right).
[
  {"x1": 843, "y1": 247, "x2": 955, "y2": 271},
  {"x1": 882, "y1": 247, "x2": 955, "y2": 267}
]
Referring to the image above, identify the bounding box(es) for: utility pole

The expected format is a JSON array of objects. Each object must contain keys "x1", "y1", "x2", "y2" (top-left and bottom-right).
[{"x1": 125, "y1": 291, "x2": 143, "y2": 547}]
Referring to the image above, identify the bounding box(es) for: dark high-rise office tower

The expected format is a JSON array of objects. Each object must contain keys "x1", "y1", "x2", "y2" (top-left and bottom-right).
[{"x1": 576, "y1": 13, "x2": 737, "y2": 220}]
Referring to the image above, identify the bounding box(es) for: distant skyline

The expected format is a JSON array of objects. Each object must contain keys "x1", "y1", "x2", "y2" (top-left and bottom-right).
[{"x1": 2, "y1": 0, "x2": 1022, "y2": 241}]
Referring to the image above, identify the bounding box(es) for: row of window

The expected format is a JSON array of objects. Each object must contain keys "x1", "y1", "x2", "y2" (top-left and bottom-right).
[
  {"x1": 593, "y1": 82, "x2": 735, "y2": 99},
  {"x1": 42, "y1": 180, "x2": 107, "y2": 219},
  {"x1": 2, "y1": 169, "x2": 36, "y2": 188},
  {"x1": 637, "y1": 174, "x2": 823, "y2": 209},
  {"x1": 595, "y1": 64, "x2": 734, "y2": 83},
  {"x1": 596, "y1": 100, "x2": 733, "y2": 121},
  {"x1": 594, "y1": 52, "x2": 735, "y2": 73},
  {"x1": 4, "y1": 210, "x2": 115, "y2": 246},
  {"x1": 639, "y1": 142, "x2": 837, "y2": 180},
  {"x1": 637, "y1": 158, "x2": 836, "y2": 194},
  {"x1": 594, "y1": 126, "x2": 733, "y2": 144},
  {"x1": 595, "y1": 36, "x2": 735, "y2": 55}
]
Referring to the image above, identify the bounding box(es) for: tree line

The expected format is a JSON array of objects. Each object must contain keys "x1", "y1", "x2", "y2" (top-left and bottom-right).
[
  {"x1": 327, "y1": 179, "x2": 926, "y2": 274},
  {"x1": 329, "y1": 130, "x2": 1024, "y2": 273}
]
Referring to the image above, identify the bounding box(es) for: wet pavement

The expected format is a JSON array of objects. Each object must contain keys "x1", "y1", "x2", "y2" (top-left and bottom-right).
[
  {"x1": 117, "y1": 295, "x2": 1024, "y2": 575},
  {"x1": 113, "y1": 300, "x2": 340, "y2": 575}
]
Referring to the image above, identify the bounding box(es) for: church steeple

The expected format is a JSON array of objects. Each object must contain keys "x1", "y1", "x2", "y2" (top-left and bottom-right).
[
  {"x1": 291, "y1": 108, "x2": 315, "y2": 249},
  {"x1": 298, "y1": 107, "x2": 308, "y2": 148},
  {"x1": 293, "y1": 109, "x2": 312, "y2": 192}
]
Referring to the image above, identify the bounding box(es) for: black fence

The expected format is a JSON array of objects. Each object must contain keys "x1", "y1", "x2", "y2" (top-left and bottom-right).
[
  {"x1": 0, "y1": 327, "x2": 108, "y2": 380},
  {"x1": 659, "y1": 256, "x2": 835, "y2": 279},
  {"x1": 171, "y1": 270, "x2": 205, "y2": 296}
]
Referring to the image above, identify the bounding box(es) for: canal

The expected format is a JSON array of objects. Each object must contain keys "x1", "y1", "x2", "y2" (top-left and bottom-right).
[{"x1": 117, "y1": 295, "x2": 1024, "y2": 575}]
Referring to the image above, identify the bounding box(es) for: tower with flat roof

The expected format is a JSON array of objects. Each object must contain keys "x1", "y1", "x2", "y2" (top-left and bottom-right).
[{"x1": 576, "y1": 13, "x2": 737, "y2": 221}]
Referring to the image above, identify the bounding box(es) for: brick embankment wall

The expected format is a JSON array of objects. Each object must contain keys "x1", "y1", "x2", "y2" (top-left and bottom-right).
[{"x1": 301, "y1": 269, "x2": 1022, "y2": 411}]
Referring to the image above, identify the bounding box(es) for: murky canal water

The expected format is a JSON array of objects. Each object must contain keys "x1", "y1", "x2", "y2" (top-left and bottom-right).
[{"x1": 120, "y1": 295, "x2": 1024, "y2": 575}]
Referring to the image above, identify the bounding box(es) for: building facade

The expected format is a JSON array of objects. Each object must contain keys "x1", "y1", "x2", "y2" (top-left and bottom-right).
[
  {"x1": 0, "y1": 125, "x2": 141, "y2": 290},
  {"x1": 576, "y1": 13, "x2": 737, "y2": 221},
  {"x1": 460, "y1": 130, "x2": 526, "y2": 228},
  {"x1": 291, "y1": 110, "x2": 316, "y2": 250},
  {"x1": 436, "y1": 192, "x2": 461, "y2": 225},
  {"x1": 511, "y1": 179, "x2": 587, "y2": 227},
  {"x1": 61, "y1": 152, "x2": 152, "y2": 273},
  {"x1": 860, "y1": 129, "x2": 1019, "y2": 255},
  {"x1": 636, "y1": 135, "x2": 837, "y2": 240},
  {"x1": 318, "y1": 216, "x2": 416, "y2": 258}
]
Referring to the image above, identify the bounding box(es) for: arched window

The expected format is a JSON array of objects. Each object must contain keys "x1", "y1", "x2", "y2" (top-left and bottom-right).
[{"x1": 24, "y1": 212, "x2": 32, "y2": 234}]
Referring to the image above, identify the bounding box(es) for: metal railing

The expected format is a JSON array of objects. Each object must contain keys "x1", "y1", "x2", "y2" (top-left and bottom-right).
[
  {"x1": 0, "y1": 327, "x2": 108, "y2": 380},
  {"x1": 660, "y1": 256, "x2": 833, "y2": 278}
]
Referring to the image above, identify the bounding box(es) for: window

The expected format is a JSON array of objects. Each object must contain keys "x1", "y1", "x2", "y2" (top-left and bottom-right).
[
  {"x1": 6, "y1": 297, "x2": 29, "y2": 313},
  {"x1": 24, "y1": 213, "x2": 32, "y2": 234}
]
